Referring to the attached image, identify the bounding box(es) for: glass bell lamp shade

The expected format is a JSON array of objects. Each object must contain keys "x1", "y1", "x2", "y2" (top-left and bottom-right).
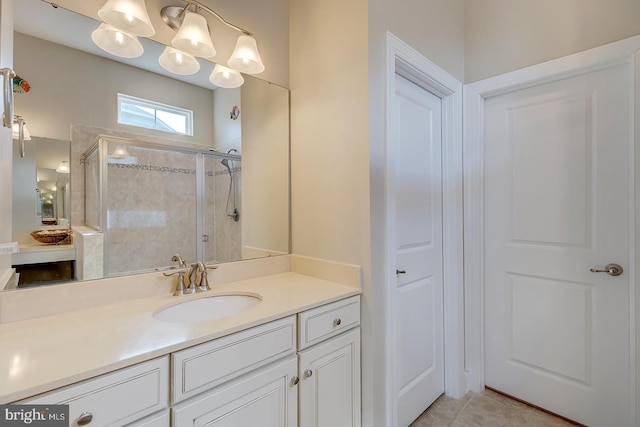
[
  {"x1": 172, "y1": 12, "x2": 216, "y2": 58},
  {"x1": 98, "y1": 0, "x2": 155, "y2": 37},
  {"x1": 159, "y1": 47, "x2": 200, "y2": 75},
  {"x1": 56, "y1": 161, "x2": 70, "y2": 174},
  {"x1": 111, "y1": 145, "x2": 130, "y2": 159},
  {"x1": 227, "y1": 35, "x2": 265, "y2": 74},
  {"x1": 209, "y1": 64, "x2": 244, "y2": 88},
  {"x1": 92, "y1": 23, "x2": 143, "y2": 58}
]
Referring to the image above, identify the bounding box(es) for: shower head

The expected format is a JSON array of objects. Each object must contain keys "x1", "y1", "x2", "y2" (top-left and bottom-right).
[{"x1": 221, "y1": 148, "x2": 238, "y2": 171}]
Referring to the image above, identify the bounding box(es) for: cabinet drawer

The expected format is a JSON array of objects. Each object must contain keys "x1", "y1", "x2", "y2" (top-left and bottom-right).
[
  {"x1": 172, "y1": 316, "x2": 296, "y2": 403},
  {"x1": 298, "y1": 295, "x2": 360, "y2": 350},
  {"x1": 22, "y1": 357, "x2": 169, "y2": 426}
]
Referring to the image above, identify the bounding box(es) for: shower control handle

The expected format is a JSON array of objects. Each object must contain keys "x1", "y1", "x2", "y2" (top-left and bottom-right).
[{"x1": 396, "y1": 269, "x2": 406, "y2": 275}]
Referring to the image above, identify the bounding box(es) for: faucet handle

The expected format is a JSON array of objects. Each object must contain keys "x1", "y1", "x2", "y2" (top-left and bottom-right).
[
  {"x1": 157, "y1": 266, "x2": 190, "y2": 276},
  {"x1": 172, "y1": 271, "x2": 187, "y2": 296},
  {"x1": 198, "y1": 269, "x2": 211, "y2": 292}
]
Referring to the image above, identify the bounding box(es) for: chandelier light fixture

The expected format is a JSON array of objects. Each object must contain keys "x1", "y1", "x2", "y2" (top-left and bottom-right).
[{"x1": 92, "y1": 0, "x2": 265, "y2": 89}]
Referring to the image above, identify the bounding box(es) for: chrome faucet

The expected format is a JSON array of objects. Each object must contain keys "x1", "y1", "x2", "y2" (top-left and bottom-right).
[
  {"x1": 160, "y1": 255, "x2": 217, "y2": 296},
  {"x1": 188, "y1": 263, "x2": 201, "y2": 289},
  {"x1": 187, "y1": 262, "x2": 214, "y2": 292}
]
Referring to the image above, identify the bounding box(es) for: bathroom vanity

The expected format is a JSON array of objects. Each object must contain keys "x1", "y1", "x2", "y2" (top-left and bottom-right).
[{"x1": 0, "y1": 257, "x2": 361, "y2": 427}]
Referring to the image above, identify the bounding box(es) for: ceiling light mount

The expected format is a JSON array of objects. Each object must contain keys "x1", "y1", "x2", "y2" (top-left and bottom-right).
[
  {"x1": 161, "y1": 0, "x2": 265, "y2": 76},
  {"x1": 160, "y1": 0, "x2": 253, "y2": 36}
]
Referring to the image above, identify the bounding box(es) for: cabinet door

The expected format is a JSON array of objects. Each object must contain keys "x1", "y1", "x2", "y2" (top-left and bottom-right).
[
  {"x1": 172, "y1": 356, "x2": 298, "y2": 427},
  {"x1": 126, "y1": 409, "x2": 169, "y2": 427},
  {"x1": 298, "y1": 328, "x2": 361, "y2": 427}
]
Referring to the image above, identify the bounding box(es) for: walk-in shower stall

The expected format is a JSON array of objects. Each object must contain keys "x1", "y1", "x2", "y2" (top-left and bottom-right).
[{"x1": 83, "y1": 135, "x2": 241, "y2": 277}]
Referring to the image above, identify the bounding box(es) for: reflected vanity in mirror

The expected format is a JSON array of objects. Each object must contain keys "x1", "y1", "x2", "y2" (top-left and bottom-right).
[
  {"x1": 12, "y1": 136, "x2": 75, "y2": 287},
  {"x1": 8, "y1": 0, "x2": 290, "y2": 289}
]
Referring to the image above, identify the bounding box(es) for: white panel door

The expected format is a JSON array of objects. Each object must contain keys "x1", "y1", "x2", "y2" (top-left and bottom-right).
[
  {"x1": 484, "y1": 63, "x2": 630, "y2": 426},
  {"x1": 392, "y1": 74, "x2": 445, "y2": 426}
]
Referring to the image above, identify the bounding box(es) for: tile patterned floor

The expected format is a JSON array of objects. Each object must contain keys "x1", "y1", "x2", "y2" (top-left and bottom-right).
[{"x1": 410, "y1": 389, "x2": 580, "y2": 427}]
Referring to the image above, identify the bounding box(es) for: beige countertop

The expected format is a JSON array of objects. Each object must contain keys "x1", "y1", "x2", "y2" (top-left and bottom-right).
[{"x1": 0, "y1": 271, "x2": 360, "y2": 403}]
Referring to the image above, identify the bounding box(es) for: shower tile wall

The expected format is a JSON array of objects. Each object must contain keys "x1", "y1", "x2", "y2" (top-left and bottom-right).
[
  {"x1": 106, "y1": 147, "x2": 197, "y2": 275},
  {"x1": 207, "y1": 159, "x2": 242, "y2": 263},
  {"x1": 71, "y1": 124, "x2": 243, "y2": 277}
]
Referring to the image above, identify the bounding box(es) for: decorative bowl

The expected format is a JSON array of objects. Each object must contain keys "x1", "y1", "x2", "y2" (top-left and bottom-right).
[{"x1": 31, "y1": 229, "x2": 71, "y2": 244}]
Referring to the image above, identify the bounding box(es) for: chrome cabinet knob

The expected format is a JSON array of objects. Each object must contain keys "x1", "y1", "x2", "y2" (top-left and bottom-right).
[
  {"x1": 77, "y1": 412, "x2": 93, "y2": 426},
  {"x1": 304, "y1": 369, "x2": 313, "y2": 378},
  {"x1": 291, "y1": 376, "x2": 300, "y2": 385},
  {"x1": 590, "y1": 263, "x2": 623, "y2": 276},
  {"x1": 333, "y1": 318, "x2": 342, "y2": 326}
]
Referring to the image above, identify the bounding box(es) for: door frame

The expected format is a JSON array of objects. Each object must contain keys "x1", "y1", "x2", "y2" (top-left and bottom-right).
[
  {"x1": 463, "y1": 35, "x2": 640, "y2": 425},
  {"x1": 384, "y1": 32, "x2": 465, "y2": 425}
]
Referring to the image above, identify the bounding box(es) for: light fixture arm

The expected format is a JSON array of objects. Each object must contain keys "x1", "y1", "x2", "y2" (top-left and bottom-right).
[{"x1": 176, "y1": 0, "x2": 252, "y2": 36}]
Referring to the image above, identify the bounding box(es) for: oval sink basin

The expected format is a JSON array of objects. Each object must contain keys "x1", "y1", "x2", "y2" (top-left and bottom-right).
[{"x1": 153, "y1": 294, "x2": 261, "y2": 323}]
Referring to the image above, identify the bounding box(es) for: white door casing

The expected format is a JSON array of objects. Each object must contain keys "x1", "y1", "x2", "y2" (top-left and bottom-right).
[
  {"x1": 0, "y1": 0, "x2": 14, "y2": 284},
  {"x1": 464, "y1": 35, "x2": 639, "y2": 426},
  {"x1": 384, "y1": 32, "x2": 464, "y2": 427},
  {"x1": 392, "y1": 73, "x2": 444, "y2": 426}
]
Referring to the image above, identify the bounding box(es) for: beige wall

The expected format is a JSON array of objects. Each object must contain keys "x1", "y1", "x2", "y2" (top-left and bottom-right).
[
  {"x1": 14, "y1": 33, "x2": 215, "y2": 146},
  {"x1": 290, "y1": 0, "x2": 369, "y2": 264},
  {"x1": 241, "y1": 76, "x2": 290, "y2": 257},
  {"x1": 290, "y1": 7, "x2": 370, "y2": 424},
  {"x1": 213, "y1": 87, "x2": 241, "y2": 153},
  {"x1": 465, "y1": 0, "x2": 640, "y2": 82}
]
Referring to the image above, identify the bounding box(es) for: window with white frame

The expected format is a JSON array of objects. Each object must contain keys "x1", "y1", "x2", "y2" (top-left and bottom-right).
[{"x1": 117, "y1": 93, "x2": 193, "y2": 136}]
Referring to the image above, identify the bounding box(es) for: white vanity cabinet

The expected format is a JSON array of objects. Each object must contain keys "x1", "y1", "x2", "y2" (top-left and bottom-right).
[
  {"x1": 169, "y1": 315, "x2": 297, "y2": 425},
  {"x1": 297, "y1": 296, "x2": 361, "y2": 427},
  {"x1": 14, "y1": 295, "x2": 361, "y2": 427},
  {"x1": 21, "y1": 357, "x2": 169, "y2": 427},
  {"x1": 172, "y1": 356, "x2": 298, "y2": 426}
]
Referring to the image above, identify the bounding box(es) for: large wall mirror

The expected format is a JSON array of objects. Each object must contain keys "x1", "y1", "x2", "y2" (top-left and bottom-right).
[{"x1": 8, "y1": 0, "x2": 290, "y2": 289}]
